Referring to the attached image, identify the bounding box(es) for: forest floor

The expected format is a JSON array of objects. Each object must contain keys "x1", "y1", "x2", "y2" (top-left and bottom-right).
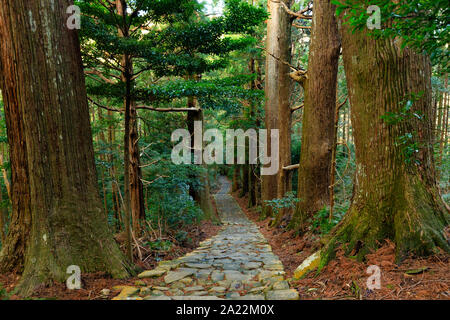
[
  {"x1": 0, "y1": 214, "x2": 222, "y2": 300},
  {"x1": 233, "y1": 191, "x2": 450, "y2": 300},
  {"x1": 1, "y1": 177, "x2": 448, "y2": 300}
]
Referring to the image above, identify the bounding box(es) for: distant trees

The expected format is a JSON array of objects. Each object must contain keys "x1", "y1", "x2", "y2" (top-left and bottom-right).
[
  {"x1": 79, "y1": 0, "x2": 265, "y2": 236},
  {"x1": 0, "y1": 0, "x2": 129, "y2": 294}
]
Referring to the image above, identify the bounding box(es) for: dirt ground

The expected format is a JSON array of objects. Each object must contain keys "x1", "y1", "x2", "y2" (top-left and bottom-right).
[
  {"x1": 1, "y1": 190, "x2": 448, "y2": 300},
  {"x1": 0, "y1": 218, "x2": 221, "y2": 300},
  {"x1": 232, "y1": 190, "x2": 450, "y2": 300}
]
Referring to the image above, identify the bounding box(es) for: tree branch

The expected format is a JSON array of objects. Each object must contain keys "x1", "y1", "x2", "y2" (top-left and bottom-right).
[
  {"x1": 84, "y1": 69, "x2": 118, "y2": 85},
  {"x1": 135, "y1": 105, "x2": 201, "y2": 112},
  {"x1": 283, "y1": 164, "x2": 300, "y2": 171},
  {"x1": 271, "y1": 0, "x2": 313, "y2": 20},
  {"x1": 289, "y1": 69, "x2": 307, "y2": 86},
  {"x1": 291, "y1": 103, "x2": 304, "y2": 113}
]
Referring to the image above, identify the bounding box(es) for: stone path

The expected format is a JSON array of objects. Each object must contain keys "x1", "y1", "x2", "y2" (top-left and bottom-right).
[{"x1": 112, "y1": 176, "x2": 299, "y2": 300}]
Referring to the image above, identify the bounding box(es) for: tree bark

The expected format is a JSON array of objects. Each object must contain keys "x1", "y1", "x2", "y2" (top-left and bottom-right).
[
  {"x1": 261, "y1": 0, "x2": 292, "y2": 218},
  {"x1": 290, "y1": 0, "x2": 340, "y2": 231},
  {"x1": 116, "y1": 0, "x2": 133, "y2": 260},
  {"x1": 321, "y1": 9, "x2": 450, "y2": 265},
  {"x1": 187, "y1": 103, "x2": 216, "y2": 222},
  {"x1": 0, "y1": 0, "x2": 130, "y2": 294},
  {"x1": 232, "y1": 165, "x2": 240, "y2": 192}
]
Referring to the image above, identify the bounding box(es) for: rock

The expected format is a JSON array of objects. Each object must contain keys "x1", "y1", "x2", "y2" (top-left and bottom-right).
[
  {"x1": 184, "y1": 286, "x2": 205, "y2": 292},
  {"x1": 273, "y1": 280, "x2": 290, "y2": 290},
  {"x1": 144, "y1": 295, "x2": 171, "y2": 300},
  {"x1": 100, "y1": 289, "x2": 110, "y2": 296},
  {"x1": 171, "y1": 281, "x2": 186, "y2": 289},
  {"x1": 138, "y1": 268, "x2": 166, "y2": 278},
  {"x1": 134, "y1": 280, "x2": 146, "y2": 286},
  {"x1": 112, "y1": 296, "x2": 143, "y2": 300},
  {"x1": 248, "y1": 286, "x2": 266, "y2": 293},
  {"x1": 170, "y1": 289, "x2": 184, "y2": 296},
  {"x1": 112, "y1": 286, "x2": 139, "y2": 299},
  {"x1": 140, "y1": 287, "x2": 152, "y2": 295},
  {"x1": 226, "y1": 292, "x2": 241, "y2": 299},
  {"x1": 233, "y1": 294, "x2": 265, "y2": 300},
  {"x1": 185, "y1": 263, "x2": 213, "y2": 269},
  {"x1": 209, "y1": 286, "x2": 227, "y2": 293},
  {"x1": 164, "y1": 269, "x2": 195, "y2": 284},
  {"x1": 151, "y1": 290, "x2": 165, "y2": 296},
  {"x1": 172, "y1": 296, "x2": 223, "y2": 300},
  {"x1": 196, "y1": 269, "x2": 212, "y2": 280},
  {"x1": 263, "y1": 276, "x2": 284, "y2": 285},
  {"x1": 242, "y1": 262, "x2": 262, "y2": 270},
  {"x1": 266, "y1": 289, "x2": 299, "y2": 300},
  {"x1": 111, "y1": 285, "x2": 130, "y2": 291},
  {"x1": 224, "y1": 270, "x2": 251, "y2": 281},
  {"x1": 293, "y1": 251, "x2": 321, "y2": 280},
  {"x1": 158, "y1": 260, "x2": 181, "y2": 271},
  {"x1": 243, "y1": 280, "x2": 261, "y2": 289},
  {"x1": 221, "y1": 263, "x2": 241, "y2": 271},
  {"x1": 188, "y1": 291, "x2": 208, "y2": 296},
  {"x1": 229, "y1": 280, "x2": 243, "y2": 291},
  {"x1": 180, "y1": 277, "x2": 193, "y2": 285},
  {"x1": 258, "y1": 270, "x2": 285, "y2": 282},
  {"x1": 152, "y1": 286, "x2": 169, "y2": 291},
  {"x1": 217, "y1": 280, "x2": 231, "y2": 288},
  {"x1": 265, "y1": 263, "x2": 284, "y2": 271},
  {"x1": 211, "y1": 271, "x2": 225, "y2": 282},
  {"x1": 196, "y1": 278, "x2": 212, "y2": 286}
]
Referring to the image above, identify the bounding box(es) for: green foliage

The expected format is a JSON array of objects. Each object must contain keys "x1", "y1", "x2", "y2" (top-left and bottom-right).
[
  {"x1": 333, "y1": 0, "x2": 449, "y2": 72},
  {"x1": 309, "y1": 205, "x2": 346, "y2": 235},
  {"x1": 146, "y1": 239, "x2": 172, "y2": 252},
  {"x1": 0, "y1": 284, "x2": 10, "y2": 300},
  {"x1": 264, "y1": 192, "x2": 300, "y2": 217},
  {"x1": 78, "y1": 0, "x2": 267, "y2": 107}
]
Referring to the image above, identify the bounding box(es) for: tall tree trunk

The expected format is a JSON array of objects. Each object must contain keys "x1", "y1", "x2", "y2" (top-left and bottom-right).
[
  {"x1": 97, "y1": 108, "x2": 108, "y2": 217},
  {"x1": 321, "y1": 10, "x2": 450, "y2": 265},
  {"x1": 240, "y1": 164, "x2": 249, "y2": 197},
  {"x1": 117, "y1": 0, "x2": 133, "y2": 260},
  {"x1": 232, "y1": 165, "x2": 240, "y2": 192},
  {"x1": 261, "y1": 0, "x2": 292, "y2": 218},
  {"x1": 187, "y1": 103, "x2": 216, "y2": 221},
  {"x1": 129, "y1": 102, "x2": 145, "y2": 234},
  {"x1": 0, "y1": 0, "x2": 130, "y2": 294},
  {"x1": 0, "y1": 7, "x2": 32, "y2": 273},
  {"x1": 290, "y1": 0, "x2": 340, "y2": 231},
  {"x1": 0, "y1": 146, "x2": 11, "y2": 244},
  {"x1": 108, "y1": 110, "x2": 121, "y2": 231}
]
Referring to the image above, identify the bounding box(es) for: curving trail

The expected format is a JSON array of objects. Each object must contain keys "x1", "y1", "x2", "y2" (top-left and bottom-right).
[{"x1": 113, "y1": 176, "x2": 299, "y2": 300}]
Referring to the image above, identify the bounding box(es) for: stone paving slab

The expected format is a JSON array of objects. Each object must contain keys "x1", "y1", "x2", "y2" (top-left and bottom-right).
[{"x1": 116, "y1": 176, "x2": 299, "y2": 300}]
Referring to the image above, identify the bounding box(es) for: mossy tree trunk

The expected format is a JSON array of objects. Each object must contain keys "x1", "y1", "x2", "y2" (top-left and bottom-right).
[
  {"x1": 0, "y1": 0, "x2": 130, "y2": 295},
  {"x1": 321, "y1": 10, "x2": 450, "y2": 265},
  {"x1": 290, "y1": 0, "x2": 340, "y2": 231}
]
